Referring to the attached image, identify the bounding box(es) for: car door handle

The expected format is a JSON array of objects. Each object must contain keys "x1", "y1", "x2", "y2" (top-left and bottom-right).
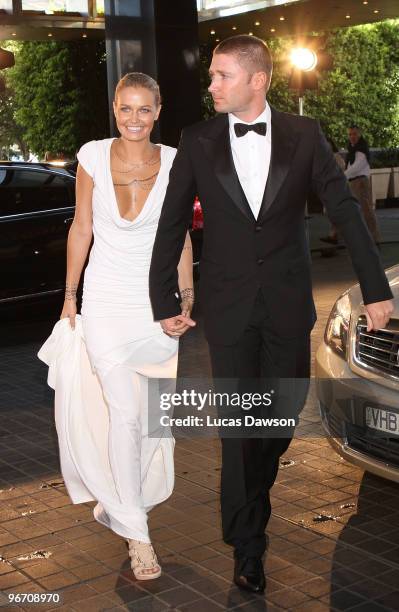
[{"x1": 64, "y1": 217, "x2": 73, "y2": 225}]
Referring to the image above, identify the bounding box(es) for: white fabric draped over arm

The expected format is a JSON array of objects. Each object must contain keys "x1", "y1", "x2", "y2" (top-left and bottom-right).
[{"x1": 345, "y1": 151, "x2": 370, "y2": 179}]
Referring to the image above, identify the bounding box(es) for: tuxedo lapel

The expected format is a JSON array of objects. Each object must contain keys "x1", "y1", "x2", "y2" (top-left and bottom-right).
[
  {"x1": 199, "y1": 116, "x2": 254, "y2": 223},
  {"x1": 258, "y1": 108, "x2": 300, "y2": 222}
]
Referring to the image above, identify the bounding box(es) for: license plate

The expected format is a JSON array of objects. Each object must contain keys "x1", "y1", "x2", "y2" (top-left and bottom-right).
[{"x1": 365, "y1": 406, "x2": 399, "y2": 435}]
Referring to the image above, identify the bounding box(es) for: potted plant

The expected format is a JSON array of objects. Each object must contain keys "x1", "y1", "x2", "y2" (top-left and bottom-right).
[
  {"x1": 370, "y1": 149, "x2": 399, "y2": 204},
  {"x1": 384, "y1": 149, "x2": 399, "y2": 199}
]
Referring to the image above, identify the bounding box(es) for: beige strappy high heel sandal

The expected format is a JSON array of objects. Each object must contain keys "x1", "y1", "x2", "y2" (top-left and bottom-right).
[{"x1": 127, "y1": 539, "x2": 162, "y2": 580}]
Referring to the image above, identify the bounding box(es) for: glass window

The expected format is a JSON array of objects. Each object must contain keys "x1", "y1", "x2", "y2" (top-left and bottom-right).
[
  {"x1": 96, "y1": 0, "x2": 104, "y2": 16},
  {"x1": 199, "y1": 0, "x2": 300, "y2": 18},
  {"x1": 0, "y1": 168, "x2": 74, "y2": 215},
  {"x1": 22, "y1": 0, "x2": 88, "y2": 15},
  {"x1": 0, "y1": 0, "x2": 13, "y2": 13}
]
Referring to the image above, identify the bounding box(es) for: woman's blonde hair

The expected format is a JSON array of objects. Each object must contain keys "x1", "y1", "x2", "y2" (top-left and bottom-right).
[{"x1": 115, "y1": 72, "x2": 161, "y2": 106}]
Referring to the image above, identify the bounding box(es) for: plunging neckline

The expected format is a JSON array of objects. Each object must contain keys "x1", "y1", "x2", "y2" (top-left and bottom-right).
[{"x1": 108, "y1": 139, "x2": 163, "y2": 225}]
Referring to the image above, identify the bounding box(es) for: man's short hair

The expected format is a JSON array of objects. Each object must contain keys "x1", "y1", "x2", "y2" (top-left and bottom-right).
[
  {"x1": 214, "y1": 35, "x2": 273, "y2": 78},
  {"x1": 349, "y1": 124, "x2": 360, "y2": 131}
]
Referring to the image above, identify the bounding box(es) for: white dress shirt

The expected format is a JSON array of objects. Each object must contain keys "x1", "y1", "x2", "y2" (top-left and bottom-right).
[
  {"x1": 229, "y1": 103, "x2": 272, "y2": 219},
  {"x1": 345, "y1": 151, "x2": 371, "y2": 180}
]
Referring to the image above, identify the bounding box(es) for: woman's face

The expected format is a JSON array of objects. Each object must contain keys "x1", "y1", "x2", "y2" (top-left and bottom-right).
[{"x1": 113, "y1": 86, "x2": 161, "y2": 143}]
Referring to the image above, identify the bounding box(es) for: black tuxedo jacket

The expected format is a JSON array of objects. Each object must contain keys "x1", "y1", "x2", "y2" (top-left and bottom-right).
[{"x1": 149, "y1": 107, "x2": 392, "y2": 345}]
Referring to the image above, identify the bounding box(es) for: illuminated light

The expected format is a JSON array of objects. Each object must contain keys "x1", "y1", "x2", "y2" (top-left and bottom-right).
[
  {"x1": 216, "y1": 38, "x2": 220, "y2": 42},
  {"x1": 270, "y1": 28, "x2": 276, "y2": 32},
  {"x1": 249, "y1": 31, "x2": 253, "y2": 35},
  {"x1": 232, "y1": 26, "x2": 237, "y2": 30},
  {"x1": 48, "y1": 161, "x2": 67, "y2": 167},
  {"x1": 48, "y1": 33, "x2": 53, "y2": 37},
  {"x1": 210, "y1": 30, "x2": 216, "y2": 34},
  {"x1": 290, "y1": 47, "x2": 318, "y2": 71},
  {"x1": 363, "y1": 1, "x2": 368, "y2": 4},
  {"x1": 255, "y1": 21, "x2": 260, "y2": 25},
  {"x1": 82, "y1": 33, "x2": 87, "y2": 38},
  {"x1": 212, "y1": 1, "x2": 303, "y2": 19},
  {"x1": 12, "y1": 33, "x2": 16, "y2": 36},
  {"x1": 279, "y1": 16, "x2": 285, "y2": 21},
  {"x1": 346, "y1": 14, "x2": 351, "y2": 19},
  {"x1": 373, "y1": 9, "x2": 379, "y2": 13}
]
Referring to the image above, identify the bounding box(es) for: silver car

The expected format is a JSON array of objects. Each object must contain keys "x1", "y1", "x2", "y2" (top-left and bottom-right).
[{"x1": 316, "y1": 264, "x2": 399, "y2": 482}]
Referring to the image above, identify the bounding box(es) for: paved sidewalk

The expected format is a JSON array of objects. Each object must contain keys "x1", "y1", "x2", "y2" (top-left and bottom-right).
[{"x1": 0, "y1": 211, "x2": 398, "y2": 611}]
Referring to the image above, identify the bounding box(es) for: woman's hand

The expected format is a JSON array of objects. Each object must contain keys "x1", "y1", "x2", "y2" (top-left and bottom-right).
[
  {"x1": 60, "y1": 299, "x2": 77, "y2": 329},
  {"x1": 160, "y1": 288, "x2": 196, "y2": 338},
  {"x1": 161, "y1": 313, "x2": 196, "y2": 337}
]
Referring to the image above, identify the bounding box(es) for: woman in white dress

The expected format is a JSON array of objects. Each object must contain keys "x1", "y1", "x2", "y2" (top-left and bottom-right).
[{"x1": 59, "y1": 73, "x2": 195, "y2": 580}]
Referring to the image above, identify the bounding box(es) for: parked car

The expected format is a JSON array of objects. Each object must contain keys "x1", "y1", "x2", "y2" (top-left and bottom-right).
[
  {"x1": 0, "y1": 162, "x2": 76, "y2": 303},
  {"x1": 316, "y1": 265, "x2": 399, "y2": 482},
  {"x1": 0, "y1": 161, "x2": 203, "y2": 305}
]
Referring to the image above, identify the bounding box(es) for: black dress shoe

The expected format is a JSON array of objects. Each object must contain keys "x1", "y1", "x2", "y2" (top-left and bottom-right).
[{"x1": 233, "y1": 555, "x2": 265, "y2": 593}]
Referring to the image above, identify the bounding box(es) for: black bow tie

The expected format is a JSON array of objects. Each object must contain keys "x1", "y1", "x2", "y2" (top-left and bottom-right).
[{"x1": 234, "y1": 122, "x2": 267, "y2": 138}]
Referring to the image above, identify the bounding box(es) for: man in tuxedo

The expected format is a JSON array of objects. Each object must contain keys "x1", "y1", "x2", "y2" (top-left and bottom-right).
[{"x1": 149, "y1": 35, "x2": 393, "y2": 592}]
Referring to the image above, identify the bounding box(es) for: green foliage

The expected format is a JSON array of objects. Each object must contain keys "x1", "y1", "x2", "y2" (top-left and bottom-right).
[
  {"x1": 199, "y1": 20, "x2": 399, "y2": 148},
  {"x1": 6, "y1": 39, "x2": 108, "y2": 158},
  {"x1": 304, "y1": 20, "x2": 399, "y2": 148},
  {"x1": 267, "y1": 38, "x2": 298, "y2": 114},
  {"x1": 0, "y1": 42, "x2": 29, "y2": 159},
  {"x1": 0, "y1": 79, "x2": 28, "y2": 159},
  {"x1": 370, "y1": 148, "x2": 399, "y2": 168}
]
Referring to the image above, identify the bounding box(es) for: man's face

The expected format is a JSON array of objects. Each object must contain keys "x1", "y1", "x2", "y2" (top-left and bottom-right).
[
  {"x1": 348, "y1": 128, "x2": 360, "y2": 146},
  {"x1": 208, "y1": 52, "x2": 257, "y2": 114}
]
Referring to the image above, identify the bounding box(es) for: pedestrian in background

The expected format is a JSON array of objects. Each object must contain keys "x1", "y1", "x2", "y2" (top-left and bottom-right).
[{"x1": 345, "y1": 125, "x2": 379, "y2": 244}]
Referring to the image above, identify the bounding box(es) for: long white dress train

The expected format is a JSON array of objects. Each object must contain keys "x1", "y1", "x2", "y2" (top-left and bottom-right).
[{"x1": 39, "y1": 139, "x2": 179, "y2": 543}]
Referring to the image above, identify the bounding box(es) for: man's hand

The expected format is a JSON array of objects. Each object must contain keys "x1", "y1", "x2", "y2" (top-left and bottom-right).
[
  {"x1": 365, "y1": 299, "x2": 394, "y2": 332},
  {"x1": 161, "y1": 313, "x2": 196, "y2": 338}
]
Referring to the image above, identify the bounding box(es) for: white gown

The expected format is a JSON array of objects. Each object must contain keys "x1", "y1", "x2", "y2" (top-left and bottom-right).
[{"x1": 40, "y1": 139, "x2": 179, "y2": 543}]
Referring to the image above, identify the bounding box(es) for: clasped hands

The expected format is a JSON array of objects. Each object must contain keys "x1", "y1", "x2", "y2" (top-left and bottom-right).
[{"x1": 161, "y1": 298, "x2": 196, "y2": 338}]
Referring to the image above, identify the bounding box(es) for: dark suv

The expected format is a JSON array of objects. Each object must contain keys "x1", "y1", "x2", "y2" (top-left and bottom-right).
[
  {"x1": 0, "y1": 161, "x2": 202, "y2": 305},
  {"x1": 0, "y1": 162, "x2": 76, "y2": 303}
]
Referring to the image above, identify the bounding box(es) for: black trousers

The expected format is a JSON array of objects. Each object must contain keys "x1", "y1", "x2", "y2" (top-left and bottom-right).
[{"x1": 209, "y1": 291, "x2": 310, "y2": 558}]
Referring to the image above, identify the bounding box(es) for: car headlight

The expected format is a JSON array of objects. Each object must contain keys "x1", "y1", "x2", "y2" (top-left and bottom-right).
[{"x1": 325, "y1": 292, "x2": 351, "y2": 357}]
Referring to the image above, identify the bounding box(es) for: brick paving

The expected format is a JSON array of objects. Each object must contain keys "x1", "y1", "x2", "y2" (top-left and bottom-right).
[{"x1": 0, "y1": 211, "x2": 398, "y2": 611}]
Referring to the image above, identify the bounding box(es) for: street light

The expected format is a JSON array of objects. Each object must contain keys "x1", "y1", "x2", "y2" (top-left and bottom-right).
[
  {"x1": 289, "y1": 47, "x2": 318, "y2": 116},
  {"x1": 290, "y1": 47, "x2": 318, "y2": 72},
  {"x1": 288, "y1": 39, "x2": 332, "y2": 116},
  {"x1": 287, "y1": 41, "x2": 332, "y2": 222}
]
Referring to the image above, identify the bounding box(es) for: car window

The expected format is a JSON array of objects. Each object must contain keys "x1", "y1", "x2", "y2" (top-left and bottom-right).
[{"x1": 0, "y1": 168, "x2": 75, "y2": 215}]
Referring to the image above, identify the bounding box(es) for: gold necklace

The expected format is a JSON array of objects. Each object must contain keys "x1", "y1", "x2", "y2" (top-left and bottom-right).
[
  {"x1": 113, "y1": 171, "x2": 159, "y2": 205},
  {"x1": 113, "y1": 170, "x2": 159, "y2": 187},
  {"x1": 113, "y1": 139, "x2": 159, "y2": 170}
]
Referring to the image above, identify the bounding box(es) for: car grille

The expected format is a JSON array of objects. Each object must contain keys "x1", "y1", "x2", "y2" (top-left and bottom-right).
[
  {"x1": 326, "y1": 411, "x2": 344, "y2": 438},
  {"x1": 355, "y1": 315, "x2": 399, "y2": 379},
  {"x1": 347, "y1": 424, "x2": 399, "y2": 468}
]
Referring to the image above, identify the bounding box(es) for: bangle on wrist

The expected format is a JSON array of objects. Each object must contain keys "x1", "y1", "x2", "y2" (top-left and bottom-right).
[{"x1": 65, "y1": 283, "x2": 77, "y2": 301}]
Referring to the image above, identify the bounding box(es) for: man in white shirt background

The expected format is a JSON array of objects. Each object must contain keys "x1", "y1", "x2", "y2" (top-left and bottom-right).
[
  {"x1": 346, "y1": 124, "x2": 379, "y2": 243},
  {"x1": 322, "y1": 126, "x2": 379, "y2": 245}
]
